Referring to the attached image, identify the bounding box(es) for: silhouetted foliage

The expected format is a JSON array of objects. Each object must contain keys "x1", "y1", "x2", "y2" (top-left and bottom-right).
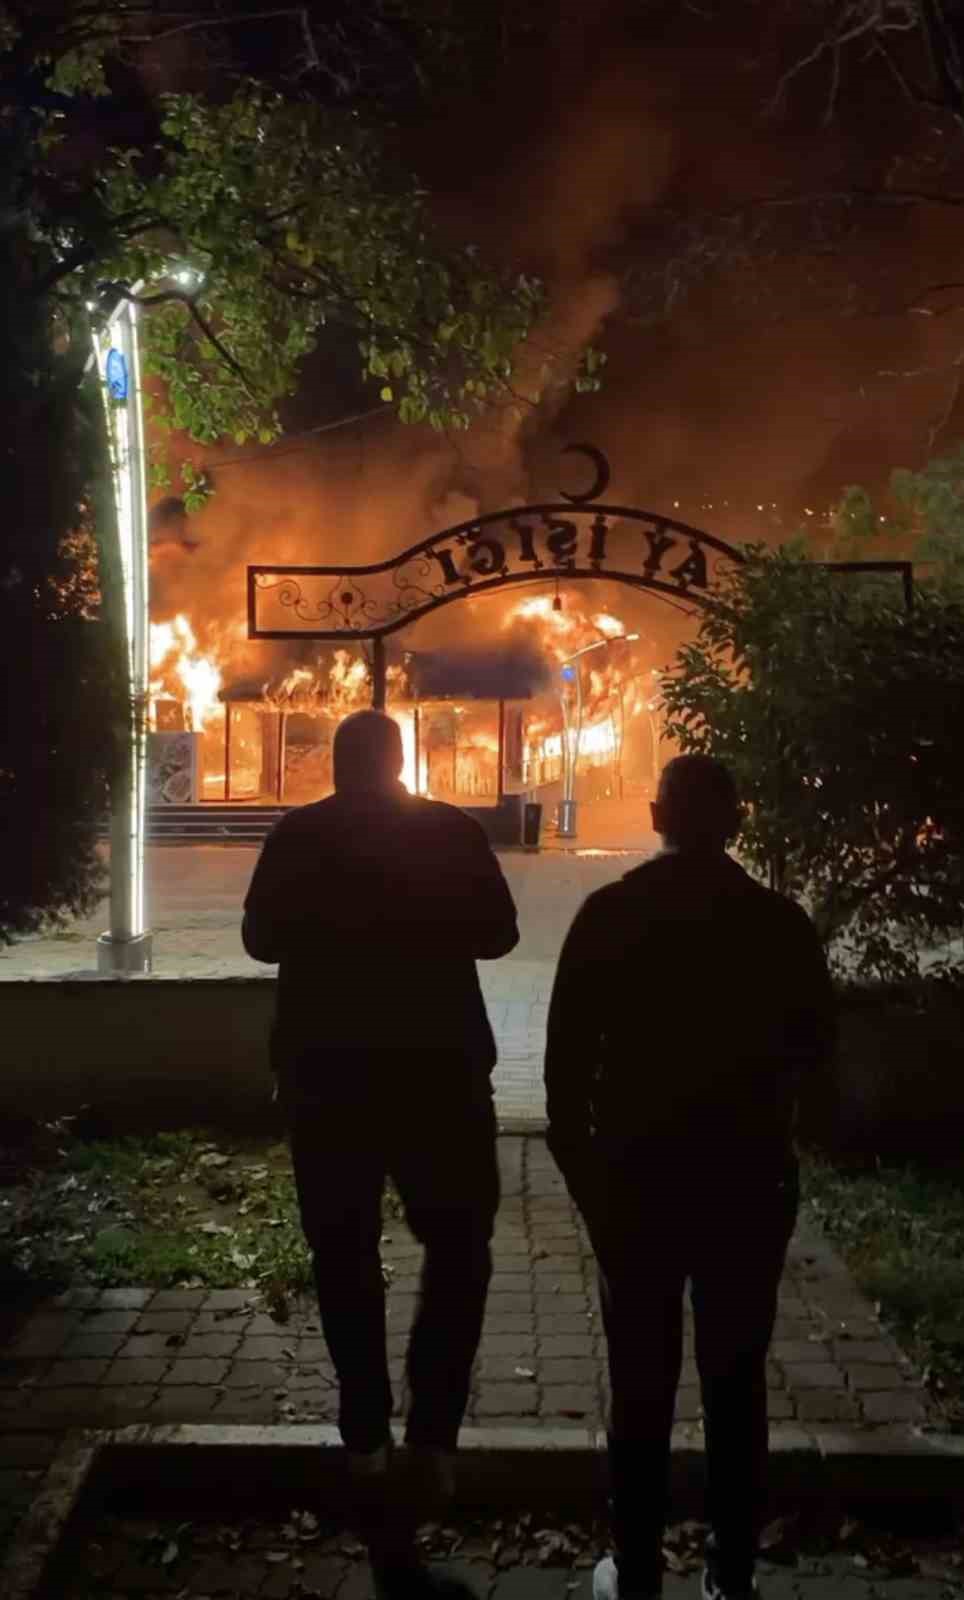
[{"x1": 662, "y1": 526, "x2": 964, "y2": 985}]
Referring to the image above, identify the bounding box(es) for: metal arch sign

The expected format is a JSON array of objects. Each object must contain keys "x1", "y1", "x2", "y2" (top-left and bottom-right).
[{"x1": 247, "y1": 446, "x2": 746, "y2": 642}]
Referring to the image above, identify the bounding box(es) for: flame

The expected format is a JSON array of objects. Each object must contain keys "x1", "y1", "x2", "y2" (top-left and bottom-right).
[
  {"x1": 505, "y1": 594, "x2": 630, "y2": 661},
  {"x1": 150, "y1": 613, "x2": 222, "y2": 730},
  {"x1": 394, "y1": 709, "x2": 418, "y2": 794},
  {"x1": 330, "y1": 649, "x2": 370, "y2": 713},
  {"x1": 146, "y1": 578, "x2": 645, "y2": 807},
  {"x1": 591, "y1": 612, "x2": 623, "y2": 638},
  {"x1": 264, "y1": 650, "x2": 372, "y2": 714}
]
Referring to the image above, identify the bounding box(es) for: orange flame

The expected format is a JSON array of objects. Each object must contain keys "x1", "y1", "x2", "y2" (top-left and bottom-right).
[{"x1": 150, "y1": 613, "x2": 223, "y2": 731}]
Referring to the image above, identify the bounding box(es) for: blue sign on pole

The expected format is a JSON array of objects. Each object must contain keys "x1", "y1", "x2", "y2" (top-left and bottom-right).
[
  {"x1": 561, "y1": 663, "x2": 576, "y2": 683},
  {"x1": 106, "y1": 348, "x2": 128, "y2": 401}
]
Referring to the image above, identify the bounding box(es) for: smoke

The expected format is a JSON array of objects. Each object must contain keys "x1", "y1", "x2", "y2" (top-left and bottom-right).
[
  {"x1": 410, "y1": 637, "x2": 551, "y2": 700},
  {"x1": 148, "y1": 5, "x2": 963, "y2": 694}
]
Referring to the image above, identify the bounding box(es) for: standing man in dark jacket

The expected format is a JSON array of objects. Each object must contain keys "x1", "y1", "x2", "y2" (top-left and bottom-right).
[
  {"x1": 243, "y1": 710, "x2": 519, "y2": 1596},
  {"x1": 544, "y1": 755, "x2": 835, "y2": 1600}
]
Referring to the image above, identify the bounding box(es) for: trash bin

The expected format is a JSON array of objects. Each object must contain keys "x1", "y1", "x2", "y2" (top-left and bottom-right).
[
  {"x1": 522, "y1": 801, "x2": 542, "y2": 850},
  {"x1": 556, "y1": 798, "x2": 578, "y2": 838}
]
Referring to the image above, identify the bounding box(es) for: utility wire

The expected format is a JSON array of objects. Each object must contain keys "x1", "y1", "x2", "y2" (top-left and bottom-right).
[{"x1": 197, "y1": 404, "x2": 389, "y2": 472}]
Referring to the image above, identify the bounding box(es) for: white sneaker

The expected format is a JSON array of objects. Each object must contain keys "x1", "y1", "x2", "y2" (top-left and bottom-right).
[
  {"x1": 593, "y1": 1555, "x2": 661, "y2": 1600},
  {"x1": 701, "y1": 1566, "x2": 759, "y2": 1600}
]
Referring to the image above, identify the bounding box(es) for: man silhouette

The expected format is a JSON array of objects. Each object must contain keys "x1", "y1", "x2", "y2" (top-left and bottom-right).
[
  {"x1": 243, "y1": 709, "x2": 519, "y2": 1596},
  {"x1": 544, "y1": 755, "x2": 835, "y2": 1600}
]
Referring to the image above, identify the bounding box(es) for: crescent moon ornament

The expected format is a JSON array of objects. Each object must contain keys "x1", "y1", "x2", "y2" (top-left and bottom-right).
[{"x1": 559, "y1": 443, "x2": 611, "y2": 504}]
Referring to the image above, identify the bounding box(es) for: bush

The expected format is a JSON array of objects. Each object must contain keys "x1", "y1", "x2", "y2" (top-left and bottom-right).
[{"x1": 662, "y1": 544, "x2": 964, "y2": 984}]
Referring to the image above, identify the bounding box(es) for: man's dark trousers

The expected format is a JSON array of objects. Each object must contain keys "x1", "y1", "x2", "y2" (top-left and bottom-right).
[
  {"x1": 282, "y1": 1048, "x2": 500, "y2": 1454},
  {"x1": 591, "y1": 1151, "x2": 798, "y2": 1596}
]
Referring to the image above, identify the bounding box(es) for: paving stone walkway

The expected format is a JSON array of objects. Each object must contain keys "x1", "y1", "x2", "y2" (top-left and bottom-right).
[{"x1": 0, "y1": 1139, "x2": 931, "y2": 1448}]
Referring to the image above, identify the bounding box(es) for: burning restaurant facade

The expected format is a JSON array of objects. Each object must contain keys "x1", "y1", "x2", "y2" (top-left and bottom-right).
[
  {"x1": 147, "y1": 597, "x2": 666, "y2": 838},
  {"x1": 146, "y1": 452, "x2": 745, "y2": 840}
]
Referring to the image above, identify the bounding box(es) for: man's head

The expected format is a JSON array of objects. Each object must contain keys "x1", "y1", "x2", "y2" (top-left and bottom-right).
[
  {"x1": 651, "y1": 754, "x2": 740, "y2": 851},
  {"x1": 333, "y1": 709, "x2": 404, "y2": 792}
]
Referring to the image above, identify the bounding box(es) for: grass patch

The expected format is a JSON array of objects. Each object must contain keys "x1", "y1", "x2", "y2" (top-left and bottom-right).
[
  {"x1": 0, "y1": 1125, "x2": 404, "y2": 1318},
  {"x1": 801, "y1": 1149, "x2": 964, "y2": 1425}
]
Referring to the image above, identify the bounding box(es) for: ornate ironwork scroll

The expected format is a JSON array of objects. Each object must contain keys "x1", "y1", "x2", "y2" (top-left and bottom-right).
[{"x1": 247, "y1": 448, "x2": 747, "y2": 641}]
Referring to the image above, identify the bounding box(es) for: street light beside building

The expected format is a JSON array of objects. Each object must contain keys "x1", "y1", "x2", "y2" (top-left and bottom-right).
[{"x1": 557, "y1": 632, "x2": 639, "y2": 839}]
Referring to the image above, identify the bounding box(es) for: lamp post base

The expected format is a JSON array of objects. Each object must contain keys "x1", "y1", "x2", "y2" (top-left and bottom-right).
[
  {"x1": 557, "y1": 799, "x2": 578, "y2": 838},
  {"x1": 96, "y1": 931, "x2": 153, "y2": 976}
]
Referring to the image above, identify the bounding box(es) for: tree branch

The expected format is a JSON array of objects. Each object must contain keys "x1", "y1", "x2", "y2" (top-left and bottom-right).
[
  {"x1": 123, "y1": 7, "x2": 312, "y2": 43},
  {"x1": 919, "y1": 0, "x2": 964, "y2": 126},
  {"x1": 98, "y1": 282, "x2": 262, "y2": 401},
  {"x1": 31, "y1": 212, "x2": 161, "y2": 297}
]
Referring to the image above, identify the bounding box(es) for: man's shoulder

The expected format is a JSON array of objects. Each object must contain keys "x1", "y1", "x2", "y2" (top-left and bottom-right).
[
  {"x1": 573, "y1": 879, "x2": 630, "y2": 926},
  {"x1": 266, "y1": 797, "x2": 338, "y2": 838},
  {"x1": 756, "y1": 882, "x2": 818, "y2": 938},
  {"x1": 721, "y1": 861, "x2": 821, "y2": 947}
]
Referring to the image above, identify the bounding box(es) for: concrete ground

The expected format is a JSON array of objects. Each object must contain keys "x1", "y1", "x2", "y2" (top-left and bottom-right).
[{"x1": 0, "y1": 839, "x2": 659, "y2": 1121}]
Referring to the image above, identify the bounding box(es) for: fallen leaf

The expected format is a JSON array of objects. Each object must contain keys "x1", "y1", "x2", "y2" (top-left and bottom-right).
[{"x1": 514, "y1": 1366, "x2": 535, "y2": 1379}]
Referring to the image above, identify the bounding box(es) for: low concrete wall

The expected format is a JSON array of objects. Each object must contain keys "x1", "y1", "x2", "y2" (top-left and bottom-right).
[
  {"x1": 0, "y1": 978, "x2": 281, "y2": 1133},
  {"x1": 3, "y1": 978, "x2": 963, "y2": 1150}
]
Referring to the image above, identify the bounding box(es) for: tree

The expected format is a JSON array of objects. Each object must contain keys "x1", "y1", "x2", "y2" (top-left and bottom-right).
[
  {"x1": 0, "y1": 1, "x2": 551, "y2": 940},
  {"x1": 661, "y1": 538, "x2": 964, "y2": 986},
  {"x1": 1, "y1": 278, "x2": 125, "y2": 941},
  {"x1": 612, "y1": 1, "x2": 964, "y2": 448}
]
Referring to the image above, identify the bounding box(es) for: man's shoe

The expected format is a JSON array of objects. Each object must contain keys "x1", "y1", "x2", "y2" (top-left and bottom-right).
[
  {"x1": 701, "y1": 1566, "x2": 759, "y2": 1600},
  {"x1": 593, "y1": 1556, "x2": 661, "y2": 1600}
]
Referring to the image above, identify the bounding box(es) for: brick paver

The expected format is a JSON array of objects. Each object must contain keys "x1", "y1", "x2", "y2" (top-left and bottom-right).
[{"x1": 0, "y1": 1136, "x2": 933, "y2": 1452}]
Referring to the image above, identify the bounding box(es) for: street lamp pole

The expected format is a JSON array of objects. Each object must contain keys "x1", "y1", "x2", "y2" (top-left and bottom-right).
[
  {"x1": 93, "y1": 294, "x2": 153, "y2": 975},
  {"x1": 557, "y1": 631, "x2": 639, "y2": 839}
]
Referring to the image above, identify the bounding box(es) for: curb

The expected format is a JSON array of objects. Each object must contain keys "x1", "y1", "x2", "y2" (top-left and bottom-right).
[
  {"x1": 90, "y1": 1421, "x2": 964, "y2": 1510},
  {"x1": 4, "y1": 1422, "x2": 963, "y2": 1599}
]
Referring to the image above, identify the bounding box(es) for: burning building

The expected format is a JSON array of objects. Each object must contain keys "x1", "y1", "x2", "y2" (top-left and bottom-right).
[{"x1": 146, "y1": 585, "x2": 665, "y2": 839}]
